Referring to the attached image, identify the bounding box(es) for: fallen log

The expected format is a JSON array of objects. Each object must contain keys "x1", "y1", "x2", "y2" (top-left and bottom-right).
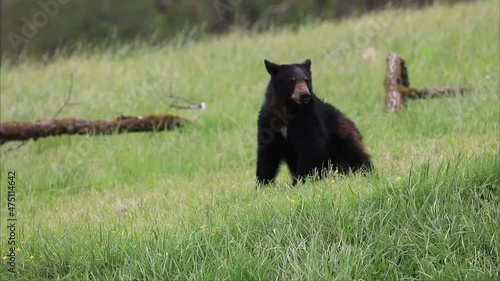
[
  {"x1": 0, "y1": 114, "x2": 188, "y2": 145},
  {"x1": 384, "y1": 52, "x2": 469, "y2": 113}
]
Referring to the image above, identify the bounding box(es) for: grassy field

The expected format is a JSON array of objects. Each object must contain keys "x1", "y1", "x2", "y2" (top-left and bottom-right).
[{"x1": 0, "y1": 1, "x2": 499, "y2": 280}]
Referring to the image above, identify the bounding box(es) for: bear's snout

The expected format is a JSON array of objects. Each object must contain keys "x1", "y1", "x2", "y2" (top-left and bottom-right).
[
  {"x1": 292, "y1": 81, "x2": 310, "y2": 104},
  {"x1": 299, "y1": 92, "x2": 311, "y2": 103}
]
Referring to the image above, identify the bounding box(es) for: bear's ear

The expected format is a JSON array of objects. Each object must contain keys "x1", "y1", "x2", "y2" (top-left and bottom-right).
[
  {"x1": 302, "y1": 59, "x2": 312, "y2": 71},
  {"x1": 264, "y1": 59, "x2": 280, "y2": 75}
]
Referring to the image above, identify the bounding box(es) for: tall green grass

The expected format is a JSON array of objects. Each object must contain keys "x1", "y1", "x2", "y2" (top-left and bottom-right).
[
  {"x1": 0, "y1": 1, "x2": 499, "y2": 280},
  {"x1": 2, "y1": 153, "x2": 498, "y2": 280}
]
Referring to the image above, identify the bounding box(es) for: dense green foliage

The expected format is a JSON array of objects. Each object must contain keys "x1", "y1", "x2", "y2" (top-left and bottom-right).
[
  {"x1": 0, "y1": 1, "x2": 498, "y2": 280},
  {"x1": 1, "y1": 0, "x2": 476, "y2": 58}
]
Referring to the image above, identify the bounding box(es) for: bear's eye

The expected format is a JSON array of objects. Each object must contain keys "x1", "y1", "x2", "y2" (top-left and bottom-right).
[
  {"x1": 289, "y1": 77, "x2": 296, "y2": 83},
  {"x1": 304, "y1": 77, "x2": 309, "y2": 81}
]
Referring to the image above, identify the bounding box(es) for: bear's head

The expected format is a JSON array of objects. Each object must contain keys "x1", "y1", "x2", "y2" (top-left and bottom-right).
[{"x1": 264, "y1": 59, "x2": 313, "y2": 105}]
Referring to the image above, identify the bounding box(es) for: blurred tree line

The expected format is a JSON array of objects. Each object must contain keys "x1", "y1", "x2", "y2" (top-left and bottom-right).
[{"x1": 0, "y1": 0, "x2": 473, "y2": 59}]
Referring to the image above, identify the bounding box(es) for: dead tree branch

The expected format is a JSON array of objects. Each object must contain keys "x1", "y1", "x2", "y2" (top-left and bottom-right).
[
  {"x1": 3, "y1": 74, "x2": 79, "y2": 152},
  {"x1": 1, "y1": 79, "x2": 205, "y2": 148},
  {"x1": 384, "y1": 52, "x2": 470, "y2": 113},
  {"x1": 167, "y1": 92, "x2": 206, "y2": 121},
  {"x1": 52, "y1": 74, "x2": 80, "y2": 119},
  {"x1": 0, "y1": 114, "x2": 189, "y2": 145}
]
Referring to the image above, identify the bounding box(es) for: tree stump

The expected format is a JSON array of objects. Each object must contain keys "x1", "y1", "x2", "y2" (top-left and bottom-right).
[{"x1": 384, "y1": 52, "x2": 469, "y2": 113}]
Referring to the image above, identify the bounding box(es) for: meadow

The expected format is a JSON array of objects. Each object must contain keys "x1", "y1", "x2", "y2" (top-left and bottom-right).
[{"x1": 0, "y1": 1, "x2": 499, "y2": 280}]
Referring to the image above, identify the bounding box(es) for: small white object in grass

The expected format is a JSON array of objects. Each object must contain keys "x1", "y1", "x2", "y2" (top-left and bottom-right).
[{"x1": 191, "y1": 102, "x2": 206, "y2": 121}]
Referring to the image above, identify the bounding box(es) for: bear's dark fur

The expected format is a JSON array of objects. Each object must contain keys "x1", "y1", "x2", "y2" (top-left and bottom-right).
[{"x1": 256, "y1": 59, "x2": 372, "y2": 186}]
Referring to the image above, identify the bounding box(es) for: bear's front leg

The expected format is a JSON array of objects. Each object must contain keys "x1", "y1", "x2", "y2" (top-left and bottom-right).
[
  {"x1": 287, "y1": 113, "x2": 329, "y2": 185},
  {"x1": 293, "y1": 145, "x2": 329, "y2": 185},
  {"x1": 256, "y1": 132, "x2": 283, "y2": 186}
]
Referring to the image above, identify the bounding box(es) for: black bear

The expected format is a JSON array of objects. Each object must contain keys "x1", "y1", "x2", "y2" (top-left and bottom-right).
[{"x1": 256, "y1": 58, "x2": 372, "y2": 186}]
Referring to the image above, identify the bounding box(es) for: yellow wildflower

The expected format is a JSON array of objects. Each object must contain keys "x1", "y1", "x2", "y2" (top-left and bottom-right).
[
  {"x1": 290, "y1": 199, "x2": 296, "y2": 204},
  {"x1": 395, "y1": 177, "x2": 401, "y2": 182},
  {"x1": 15, "y1": 248, "x2": 21, "y2": 253}
]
